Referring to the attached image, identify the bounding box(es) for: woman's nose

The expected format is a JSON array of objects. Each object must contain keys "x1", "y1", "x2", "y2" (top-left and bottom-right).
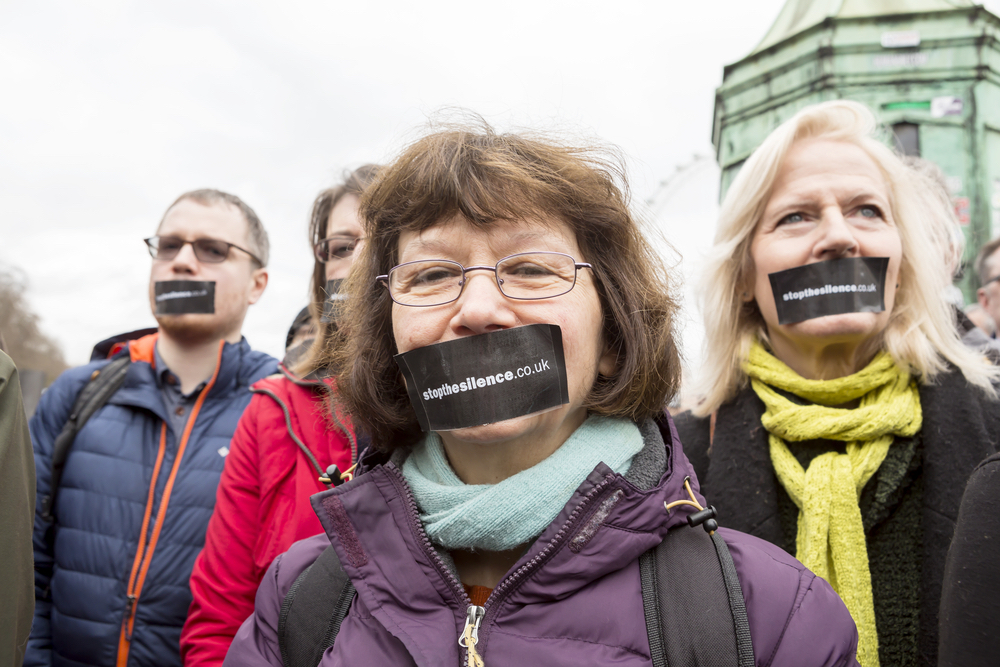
[
  {"x1": 814, "y1": 208, "x2": 858, "y2": 258},
  {"x1": 450, "y1": 271, "x2": 517, "y2": 335}
]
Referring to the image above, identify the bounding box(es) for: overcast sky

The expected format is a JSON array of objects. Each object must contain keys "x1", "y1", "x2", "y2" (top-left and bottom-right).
[{"x1": 5, "y1": 0, "x2": 993, "y2": 378}]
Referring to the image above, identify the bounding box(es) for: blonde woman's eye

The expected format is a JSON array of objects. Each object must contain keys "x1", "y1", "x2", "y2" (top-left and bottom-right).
[
  {"x1": 778, "y1": 212, "x2": 804, "y2": 225},
  {"x1": 857, "y1": 205, "x2": 883, "y2": 219}
]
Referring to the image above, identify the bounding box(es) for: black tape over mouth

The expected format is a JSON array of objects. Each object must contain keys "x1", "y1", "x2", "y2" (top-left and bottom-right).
[
  {"x1": 394, "y1": 323, "x2": 570, "y2": 432},
  {"x1": 154, "y1": 280, "x2": 215, "y2": 314},
  {"x1": 768, "y1": 257, "x2": 889, "y2": 325},
  {"x1": 320, "y1": 279, "x2": 346, "y2": 324}
]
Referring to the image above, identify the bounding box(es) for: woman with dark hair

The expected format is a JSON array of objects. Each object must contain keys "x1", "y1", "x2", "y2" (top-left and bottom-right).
[
  {"x1": 674, "y1": 101, "x2": 1000, "y2": 667},
  {"x1": 297, "y1": 164, "x2": 382, "y2": 365},
  {"x1": 181, "y1": 166, "x2": 378, "y2": 667},
  {"x1": 224, "y1": 123, "x2": 859, "y2": 666}
]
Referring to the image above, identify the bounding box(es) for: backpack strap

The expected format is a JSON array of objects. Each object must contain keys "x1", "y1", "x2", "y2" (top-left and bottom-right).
[
  {"x1": 279, "y1": 544, "x2": 356, "y2": 667},
  {"x1": 640, "y1": 525, "x2": 754, "y2": 667},
  {"x1": 40, "y1": 354, "x2": 132, "y2": 522}
]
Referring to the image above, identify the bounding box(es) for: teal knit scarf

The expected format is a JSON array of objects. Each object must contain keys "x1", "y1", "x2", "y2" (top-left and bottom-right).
[{"x1": 401, "y1": 414, "x2": 644, "y2": 551}]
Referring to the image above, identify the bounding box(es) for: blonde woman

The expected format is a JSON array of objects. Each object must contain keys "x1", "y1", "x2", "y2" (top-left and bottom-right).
[{"x1": 675, "y1": 100, "x2": 1000, "y2": 667}]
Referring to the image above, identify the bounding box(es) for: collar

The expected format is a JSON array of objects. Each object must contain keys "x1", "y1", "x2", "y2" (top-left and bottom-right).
[
  {"x1": 153, "y1": 344, "x2": 206, "y2": 397},
  {"x1": 113, "y1": 335, "x2": 266, "y2": 410}
]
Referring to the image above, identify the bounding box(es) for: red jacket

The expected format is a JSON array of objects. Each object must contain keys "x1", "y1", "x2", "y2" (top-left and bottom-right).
[{"x1": 181, "y1": 366, "x2": 356, "y2": 667}]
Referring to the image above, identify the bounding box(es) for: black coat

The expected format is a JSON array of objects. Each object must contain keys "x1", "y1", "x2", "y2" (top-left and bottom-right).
[
  {"x1": 675, "y1": 367, "x2": 1000, "y2": 667},
  {"x1": 938, "y1": 451, "x2": 1000, "y2": 666}
]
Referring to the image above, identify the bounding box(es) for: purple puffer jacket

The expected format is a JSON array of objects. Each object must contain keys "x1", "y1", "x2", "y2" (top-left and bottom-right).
[{"x1": 225, "y1": 416, "x2": 859, "y2": 667}]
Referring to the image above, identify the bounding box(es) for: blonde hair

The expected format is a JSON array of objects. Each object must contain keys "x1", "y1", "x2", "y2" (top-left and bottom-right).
[{"x1": 692, "y1": 100, "x2": 997, "y2": 416}]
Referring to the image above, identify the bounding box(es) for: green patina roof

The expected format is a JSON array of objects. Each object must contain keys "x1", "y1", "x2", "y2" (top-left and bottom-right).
[{"x1": 751, "y1": 0, "x2": 977, "y2": 54}]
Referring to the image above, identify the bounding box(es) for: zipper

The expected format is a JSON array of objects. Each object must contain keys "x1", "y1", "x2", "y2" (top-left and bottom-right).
[
  {"x1": 118, "y1": 423, "x2": 169, "y2": 666},
  {"x1": 385, "y1": 463, "x2": 618, "y2": 664},
  {"x1": 385, "y1": 465, "x2": 471, "y2": 606},
  {"x1": 122, "y1": 595, "x2": 137, "y2": 642},
  {"x1": 116, "y1": 341, "x2": 224, "y2": 667},
  {"x1": 385, "y1": 465, "x2": 474, "y2": 663},
  {"x1": 476, "y1": 474, "x2": 618, "y2": 651},
  {"x1": 459, "y1": 605, "x2": 486, "y2": 667}
]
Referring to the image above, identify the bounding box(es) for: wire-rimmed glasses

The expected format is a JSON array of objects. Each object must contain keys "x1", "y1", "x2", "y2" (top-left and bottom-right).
[
  {"x1": 144, "y1": 236, "x2": 263, "y2": 266},
  {"x1": 377, "y1": 251, "x2": 593, "y2": 307}
]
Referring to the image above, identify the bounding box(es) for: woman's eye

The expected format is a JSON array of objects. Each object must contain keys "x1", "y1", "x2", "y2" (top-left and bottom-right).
[
  {"x1": 778, "y1": 213, "x2": 804, "y2": 225},
  {"x1": 506, "y1": 262, "x2": 554, "y2": 277},
  {"x1": 322, "y1": 238, "x2": 355, "y2": 259},
  {"x1": 412, "y1": 267, "x2": 459, "y2": 285},
  {"x1": 856, "y1": 205, "x2": 883, "y2": 220}
]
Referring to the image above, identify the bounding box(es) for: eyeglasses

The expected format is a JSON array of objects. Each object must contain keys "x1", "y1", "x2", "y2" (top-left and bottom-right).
[
  {"x1": 314, "y1": 236, "x2": 364, "y2": 263},
  {"x1": 144, "y1": 236, "x2": 263, "y2": 266},
  {"x1": 377, "y1": 251, "x2": 593, "y2": 307}
]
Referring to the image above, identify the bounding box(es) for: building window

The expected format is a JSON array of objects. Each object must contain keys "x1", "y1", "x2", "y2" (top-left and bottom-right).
[{"x1": 893, "y1": 122, "x2": 920, "y2": 157}]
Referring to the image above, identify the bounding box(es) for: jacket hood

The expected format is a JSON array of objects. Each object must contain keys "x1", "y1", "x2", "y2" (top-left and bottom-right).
[
  {"x1": 90, "y1": 327, "x2": 159, "y2": 361},
  {"x1": 128, "y1": 333, "x2": 159, "y2": 364}
]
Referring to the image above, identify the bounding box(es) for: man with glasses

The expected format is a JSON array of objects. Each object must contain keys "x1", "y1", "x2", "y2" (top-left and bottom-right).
[{"x1": 26, "y1": 190, "x2": 278, "y2": 667}]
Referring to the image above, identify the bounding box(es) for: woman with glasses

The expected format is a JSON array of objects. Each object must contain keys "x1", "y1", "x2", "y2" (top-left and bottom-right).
[
  {"x1": 224, "y1": 122, "x2": 859, "y2": 667},
  {"x1": 674, "y1": 101, "x2": 1000, "y2": 667},
  {"x1": 181, "y1": 166, "x2": 379, "y2": 667}
]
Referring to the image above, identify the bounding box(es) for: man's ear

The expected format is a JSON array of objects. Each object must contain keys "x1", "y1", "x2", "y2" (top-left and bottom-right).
[
  {"x1": 978, "y1": 287, "x2": 989, "y2": 311},
  {"x1": 248, "y1": 268, "x2": 268, "y2": 305}
]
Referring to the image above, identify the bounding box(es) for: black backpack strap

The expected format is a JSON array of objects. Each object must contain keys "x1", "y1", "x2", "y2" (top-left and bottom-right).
[
  {"x1": 40, "y1": 354, "x2": 132, "y2": 522},
  {"x1": 640, "y1": 525, "x2": 754, "y2": 667},
  {"x1": 279, "y1": 544, "x2": 356, "y2": 667}
]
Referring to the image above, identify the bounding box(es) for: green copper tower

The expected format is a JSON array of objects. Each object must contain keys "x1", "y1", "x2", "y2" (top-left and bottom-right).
[{"x1": 712, "y1": 0, "x2": 1000, "y2": 299}]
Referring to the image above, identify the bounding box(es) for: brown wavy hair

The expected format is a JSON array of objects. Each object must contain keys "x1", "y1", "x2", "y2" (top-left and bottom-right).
[
  {"x1": 293, "y1": 164, "x2": 380, "y2": 376},
  {"x1": 326, "y1": 119, "x2": 681, "y2": 451}
]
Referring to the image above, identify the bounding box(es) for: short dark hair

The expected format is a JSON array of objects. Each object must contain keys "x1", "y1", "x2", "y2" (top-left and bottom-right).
[
  {"x1": 162, "y1": 189, "x2": 269, "y2": 267},
  {"x1": 975, "y1": 237, "x2": 1000, "y2": 287},
  {"x1": 326, "y1": 120, "x2": 681, "y2": 451}
]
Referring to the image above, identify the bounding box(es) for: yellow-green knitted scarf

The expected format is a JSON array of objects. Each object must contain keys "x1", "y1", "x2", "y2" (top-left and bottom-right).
[{"x1": 743, "y1": 341, "x2": 922, "y2": 667}]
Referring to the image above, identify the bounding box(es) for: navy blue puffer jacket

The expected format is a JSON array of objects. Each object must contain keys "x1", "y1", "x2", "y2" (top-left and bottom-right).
[{"x1": 27, "y1": 334, "x2": 276, "y2": 667}]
